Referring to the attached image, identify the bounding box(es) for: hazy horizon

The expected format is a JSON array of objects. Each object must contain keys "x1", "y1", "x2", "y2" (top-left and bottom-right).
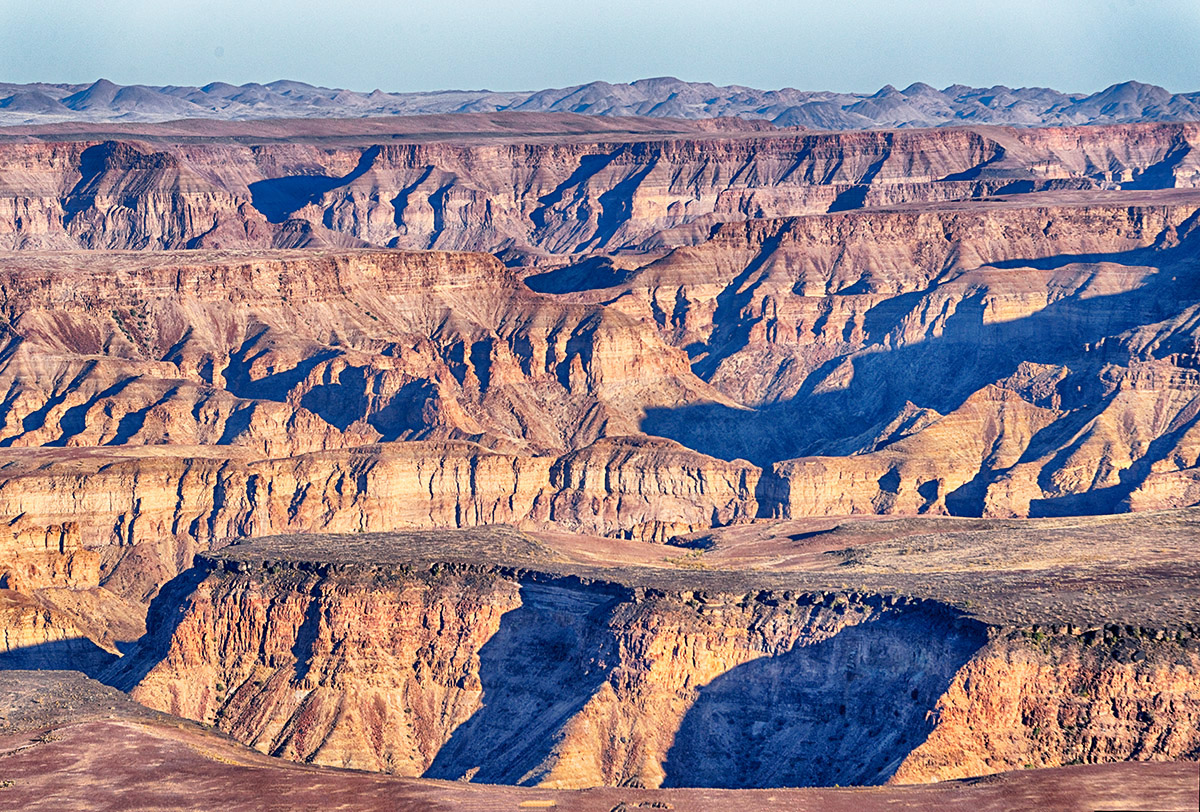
[
  {"x1": 5, "y1": 75, "x2": 1195, "y2": 98},
  {"x1": 2, "y1": 1, "x2": 1198, "y2": 96}
]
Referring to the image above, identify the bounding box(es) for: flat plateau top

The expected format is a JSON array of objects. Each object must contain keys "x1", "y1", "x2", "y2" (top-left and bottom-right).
[
  {"x1": 0, "y1": 111, "x2": 782, "y2": 146},
  {"x1": 208, "y1": 509, "x2": 1200, "y2": 629}
]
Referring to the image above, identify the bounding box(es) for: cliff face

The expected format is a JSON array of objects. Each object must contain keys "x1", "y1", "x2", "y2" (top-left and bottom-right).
[
  {"x1": 1, "y1": 124, "x2": 1197, "y2": 255},
  {"x1": 110, "y1": 556, "x2": 1199, "y2": 789},
  {"x1": 0, "y1": 442, "x2": 757, "y2": 605},
  {"x1": 0, "y1": 518, "x2": 96, "y2": 593},
  {"x1": 0, "y1": 516, "x2": 141, "y2": 672},
  {"x1": 894, "y1": 632, "x2": 1200, "y2": 782}
]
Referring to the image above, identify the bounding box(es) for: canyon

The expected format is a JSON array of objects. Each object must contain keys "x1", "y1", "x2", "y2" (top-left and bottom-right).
[{"x1": 0, "y1": 112, "x2": 1195, "y2": 807}]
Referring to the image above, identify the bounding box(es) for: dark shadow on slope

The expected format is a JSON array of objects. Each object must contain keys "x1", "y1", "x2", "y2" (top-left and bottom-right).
[
  {"x1": 691, "y1": 224, "x2": 792, "y2": 380},
  {"x1": 39, "y1": 377, "x2": 135, "y2": 447},
  {"x1": 826, "y1": 184, "x2": 872, "y2": 213},
  {"x1": 297, "y1": 371, "x2": 436, "y2": 440},
  {"x1": 290, "y1": 596, "x2": 323, "y2": 683},
  {"x1": 366, "y1": 380, "x2": 440, "y2": 441},
  {"x1": 61, "y1": 142, "x2": 175, "y2": 226},
  {"x1": 524, "y1": 257, "x2": 633, "y2": 293},
  {"x1": 0, "y1": 638, "x2": 116, "y2": 677},
  {"x1": 390, "y1": 165, "x2": 435, "y2": 229},
  {"x1": 296, "y1": 365, "x2": 372, "y2": 431},
  {"x1": 0, "y1": 361, "x2": 99, "y2": 447},
  {"x1": 220, "y1": 332, "x2": 339, "y2": 403},
  {"x1": 529, "y1": 153, "x2": 617, "y2": 234},
  {"x1": 99, "y1": 567, "x2": 208, "y2": 691},
  {"x1": 215, "y1": 405, "x2": 254, "y2": 445},
  {"x1": 249, "y1": 146, "x2": 380, "y2": 224},
  {"x1": 642, "y1": 231, "x2": 1200, "y2": 471},
  {"x1": 661, "y1": 608, "x2": 987, "y2": 788},
  {"x1": 423, "y1": 581, "x2": 619, "y2": 785},
  {"x1": 826, "y1": 137, "x2": 892, "y2": 213},
  {"x1": 583, "y1": 160, "x2": 658, "y2": 251},
  {"x1": 1123, "y1": 135, "x2": 1193, "y2": 191},
  {"x1": 943, "y1": 394, "x2": 1120, "y2": 517},
  {"x1": 1027, "y1": 402, "x2": 1200, "y2": 517},
  {"x1": 105, "y1": 386, "x2": 181, "y2": 445}
]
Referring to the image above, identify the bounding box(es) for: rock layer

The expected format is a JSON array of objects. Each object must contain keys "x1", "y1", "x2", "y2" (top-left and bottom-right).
[{"x1": 1, "y1": 124, "x2": 1197, "y2": 255}]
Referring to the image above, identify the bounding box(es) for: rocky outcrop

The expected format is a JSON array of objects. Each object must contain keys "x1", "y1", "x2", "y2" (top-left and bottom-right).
[
  {"x1": 0, "y1": 441, "x2": 758, "y2": 603},
  {"x1": 112, "y1": 558, "x2": 984, "y2": 787},
  {"x1": 109, "y1": 550, "x2": 1199, "y2": 789}
]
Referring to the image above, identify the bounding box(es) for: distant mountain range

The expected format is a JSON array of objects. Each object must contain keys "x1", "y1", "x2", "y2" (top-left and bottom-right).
[{"x1": 2, "y1": 77, "x2": 1198, "y2": 130}]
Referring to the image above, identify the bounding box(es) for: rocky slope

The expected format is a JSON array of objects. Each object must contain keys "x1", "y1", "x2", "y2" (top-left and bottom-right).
[
  {"x1": 0, "y1": 249, "x2": 726, "y2": 454},
  {"x1": 105, "y1": 528, "x2": 1200, "y2": 789},
  {"x1": 2, "y1": 672, "x2": 1194, "y2": 812}
]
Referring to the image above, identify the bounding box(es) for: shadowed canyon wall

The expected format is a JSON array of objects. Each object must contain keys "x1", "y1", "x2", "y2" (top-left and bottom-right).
[{"x1": 106, "y1": 555, "x2": 1200, "y2": 789}]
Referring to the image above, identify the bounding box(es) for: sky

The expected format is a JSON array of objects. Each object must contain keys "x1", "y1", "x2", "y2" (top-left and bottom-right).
[{"x1": 2, "y1": 0, "x2": 1199, "y2": 94}]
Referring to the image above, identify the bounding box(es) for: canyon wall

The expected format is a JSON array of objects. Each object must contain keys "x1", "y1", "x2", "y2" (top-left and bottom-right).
[
  {"x1": 108, "y1": 554, "x2": 1200, "y2": 789},
  {"x1": 3, "y1": 194, "x2": 1200, "y2": 606},
  {"x1": 1, "y1": 123, "x2": 1197, "y2": 255},
  {"x1": 0, "y1": 441, "x2": 758, "y2": 603},
  {"x1": 622, "y1": 198, "x2": 1200, "y2": 517},
  {"x1": 0, "y1": 516, "x2": 140, "y2": 672}
]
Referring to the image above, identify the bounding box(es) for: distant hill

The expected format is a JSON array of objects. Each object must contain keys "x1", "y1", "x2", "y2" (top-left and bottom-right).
[{"x1": 2, "y1": 77, "x2": 1198, "y2": 129}]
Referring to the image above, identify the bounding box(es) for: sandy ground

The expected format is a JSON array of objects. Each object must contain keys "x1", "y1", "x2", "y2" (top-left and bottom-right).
[{"x1": 0, "y1": 715, "x2": 1195, "y2": 812}]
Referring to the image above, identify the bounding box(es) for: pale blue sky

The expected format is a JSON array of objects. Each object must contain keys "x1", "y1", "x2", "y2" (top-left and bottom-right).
[{"x1": 2, "y1": 0, "x2": 1198, "y2": 93}]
